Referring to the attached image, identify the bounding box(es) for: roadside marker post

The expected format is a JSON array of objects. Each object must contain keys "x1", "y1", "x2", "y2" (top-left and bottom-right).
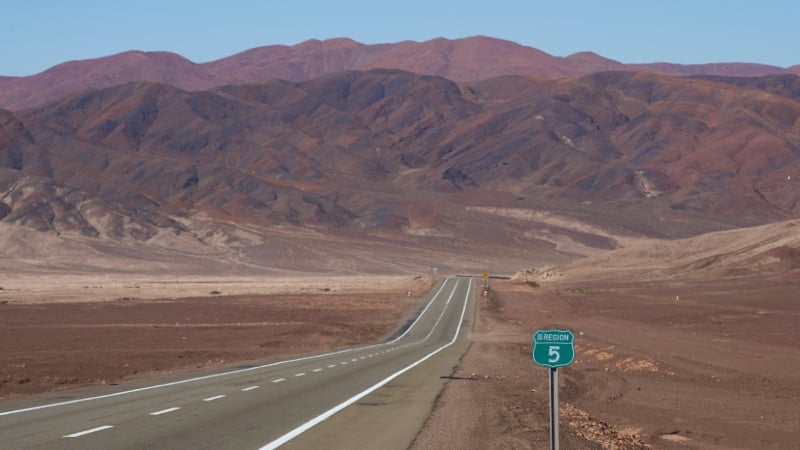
[{"x1": 532, "y1": 329, "x2": 575, "y2": 450}]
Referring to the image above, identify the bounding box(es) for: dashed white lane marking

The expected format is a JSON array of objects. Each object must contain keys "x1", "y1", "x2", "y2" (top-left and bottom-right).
[
  {"x1": 341, "y1": 361, "x2": 349, "y2": 365},
  {"x1": 150, "y1": 407, "x2": 181, "y2": 416},
  {"x1": 242, "y1": 386, "x2": 260, "y2": 392},
  {"x1": 272, "y1": 378, "x2": 286, "y2": 383},
  {"x1": 294, "y1": 373, "x2": 306, "y2": 378},
  {"x1": 351, "y1": 358, "x2": 358, "y2": 362},
  {"x1": 359, "y1": 356, "x2": 366, "y2": 360},
  {"x1": 0, "y1": 279, "x2": 460, "y2": 417},
  {"x1": 312, "y1": 368, "x2": 323, "y2": 373},
  {"x1": 327, "y1": 364, "x2": 337, "y2": 368},
  {"x1": 204, "y1": 395, "x2": 226, "y2": 402},
  {"x1": 1, "y1": 280, "x2": 455, "y2": 421},
  {"x1": 64, "y1": 425, "x2": 114, "y2": 438}
]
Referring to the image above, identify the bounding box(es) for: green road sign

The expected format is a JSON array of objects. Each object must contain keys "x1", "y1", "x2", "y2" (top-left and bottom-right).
[{"x1": 533, "y1": 329, "x2": 575, "y2": 368}]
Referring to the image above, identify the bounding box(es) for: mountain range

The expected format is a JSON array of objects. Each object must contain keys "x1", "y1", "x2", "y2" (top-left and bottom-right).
[
  {"x1": 1, "y1": 37, "x2": 799, "y2": 275},
  {"x1": 1, "y1": 36, "x2": 798, "y2": 111}
]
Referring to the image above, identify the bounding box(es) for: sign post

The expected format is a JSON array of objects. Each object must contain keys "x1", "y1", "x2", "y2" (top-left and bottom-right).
[
  {"x1": 549, "y1": 366, "x2": 558, "y2": 449},
  {"x1": 532, "y1": 329, "x2": 575, "y2": 450}
]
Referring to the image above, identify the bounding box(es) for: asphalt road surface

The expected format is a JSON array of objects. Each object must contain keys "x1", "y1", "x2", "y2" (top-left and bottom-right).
[{"x1": 0, "y1": 277, "x2": 475, "y2": 449}]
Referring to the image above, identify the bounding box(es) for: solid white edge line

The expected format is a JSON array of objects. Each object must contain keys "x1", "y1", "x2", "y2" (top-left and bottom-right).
[
  {"x1": 150, "y1": 407, "x2": 181, "y2": 416},
  {"x1": 63, "y1": 425, "x2": 114, "y2": 438},
  {"x1": 259, "y1": 278, "x2": 472, "y2": 450},
  {"x1": 203, "y1": 395, "x2": 226, "y2": 402},
  {"x1": 1, "y1": 279, "x2": 453, "y2": 418}
]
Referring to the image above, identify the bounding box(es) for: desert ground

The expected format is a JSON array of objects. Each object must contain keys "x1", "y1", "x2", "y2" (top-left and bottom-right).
[
  {"x1": 2, "y1": 221, "x2": 799, "y2": 449},
  {"x1": 0, "y1": 275, "x2": 434, "y2": 398},
  {"x1": 411, "y1": 275, "x2": 800, "y2": 450},
  {"x1": 411, "y1": 220, "x2": 800, "y2": 449}
]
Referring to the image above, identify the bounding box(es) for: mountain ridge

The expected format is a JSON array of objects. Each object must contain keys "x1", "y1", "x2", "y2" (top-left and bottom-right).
[
  {"x1": 1, "y1": 36, "x2": 795, "y2": 111},
  {"x1": 3, "y1": 69, "x2": 798, "y2": 233}
]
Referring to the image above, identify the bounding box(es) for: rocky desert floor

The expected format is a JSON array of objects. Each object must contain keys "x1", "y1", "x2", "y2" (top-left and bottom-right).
[{"x1": 412, "y1": 274, "x2": 800, "y2": 450}]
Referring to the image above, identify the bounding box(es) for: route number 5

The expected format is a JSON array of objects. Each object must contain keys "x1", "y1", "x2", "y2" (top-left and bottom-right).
[
  {"x1": 532, "y1": 329, "x2": 574, "y2": 368},
  {"x1": 548, "y1": 345, "x2": 560, "y2": 363}
]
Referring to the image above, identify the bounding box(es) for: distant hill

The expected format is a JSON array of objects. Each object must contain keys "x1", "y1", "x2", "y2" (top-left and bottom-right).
[
  {"x1": 538, "y1": 219, "x2": 800, "y2": 282},
  {"x1": 0, "y1": 36, "x2": 795, "y2": 111}
]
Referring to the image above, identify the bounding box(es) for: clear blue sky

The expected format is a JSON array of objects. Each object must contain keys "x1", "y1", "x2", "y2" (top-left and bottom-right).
[{"x1": 2, "y1": 0, "x2": 798, "y2": 76}]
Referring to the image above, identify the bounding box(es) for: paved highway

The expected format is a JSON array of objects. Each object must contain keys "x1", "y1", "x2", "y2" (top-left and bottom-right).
[{"x1": 0, "y1": 277, "x2": 474, "y2": 449}]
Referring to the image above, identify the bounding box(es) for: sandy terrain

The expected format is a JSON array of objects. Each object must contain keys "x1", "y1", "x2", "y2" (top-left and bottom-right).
[
  {"x1": 0, "y1": 275, "x2": 434, "y2": 398},
  {"x1": 0, "y1": 273, "x2": 430, "y2": 304}
]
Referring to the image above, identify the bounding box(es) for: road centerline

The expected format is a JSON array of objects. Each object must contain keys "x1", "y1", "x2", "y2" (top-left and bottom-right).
[
  {"x1": 150, "y1": 407, "x2": 181, "y2": 416},
  {"x1": 63, "y1": 425, "x2": 114, "y2": 438}
]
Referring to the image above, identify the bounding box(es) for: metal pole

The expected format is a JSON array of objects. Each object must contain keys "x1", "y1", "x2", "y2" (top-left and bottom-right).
[{"x1": 549, "y1": 367, "x2": 559, "y2": 450}]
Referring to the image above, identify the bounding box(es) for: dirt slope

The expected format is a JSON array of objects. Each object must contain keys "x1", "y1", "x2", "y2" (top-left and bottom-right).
[{"x1": 533, "y1": 219, "x2": 800, "y2": 283}]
